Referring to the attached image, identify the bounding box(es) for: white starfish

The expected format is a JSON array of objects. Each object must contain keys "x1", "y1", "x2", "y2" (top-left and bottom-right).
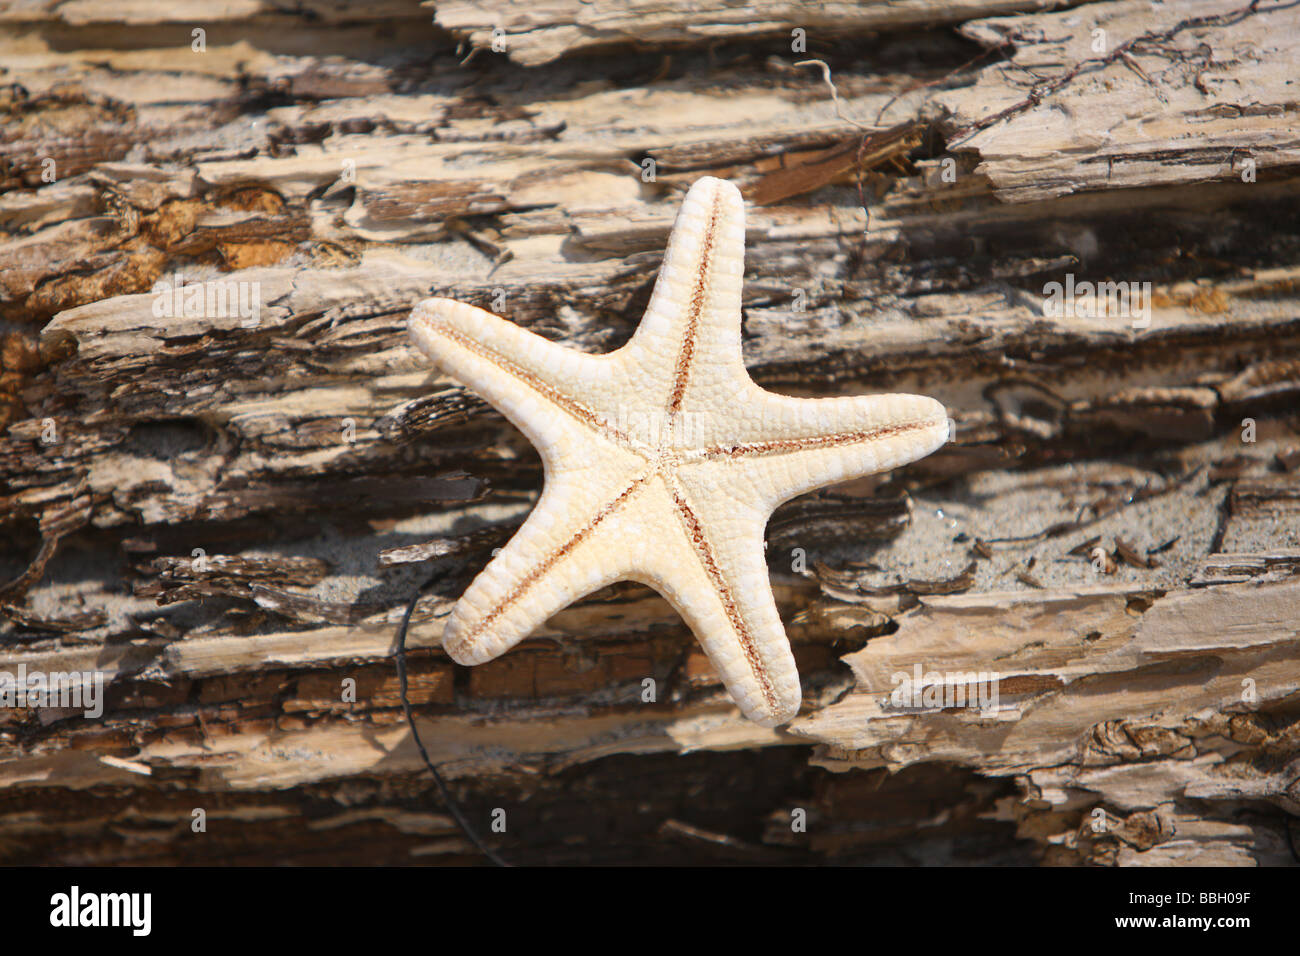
[{"x1": 409, "y1": 177, "x2": 948, "y2": 726}]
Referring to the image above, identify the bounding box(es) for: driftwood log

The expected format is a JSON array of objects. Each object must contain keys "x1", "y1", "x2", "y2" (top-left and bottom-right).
[{"x1": 1, "y1": 0, "x2": 1298, "y2": 865}]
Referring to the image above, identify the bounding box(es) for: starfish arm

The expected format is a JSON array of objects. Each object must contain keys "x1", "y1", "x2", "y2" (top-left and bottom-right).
[
  {"x1": 691, "y1": 391, "x2": 949, "y2": 508},
  {"x1": 616, "y1": 177, "x2": 749, "y2": 411},
  {"x1": 410, "y1": 297, "x2": 625, "y2": 453},
  {"x1": 441, "y1": 467, "x2": 652, "y2": 665},
  {"x1": 635, "y1": 474, "x2": 802, "y2": 726}
]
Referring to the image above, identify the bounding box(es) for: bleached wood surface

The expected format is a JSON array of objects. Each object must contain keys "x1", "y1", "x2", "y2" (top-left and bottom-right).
[
  {"x1": 433, "y1": 0, "x2": 1089, "y2": 66},
  {"x1": 1, "y1": 0, "x2": 1297, "y2": 864}
]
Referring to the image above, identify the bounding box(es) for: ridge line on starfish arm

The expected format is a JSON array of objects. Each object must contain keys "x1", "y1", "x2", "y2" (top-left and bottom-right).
[
  {"x1": 683, "y1": 415, "x2": 944, "y2": 461},
  {"x1": 661, "y1": 470, "x2": 781, "y2": 714},
  {"x1": 664, "y1": 188, "x2": 724, "y2": 416},
  {"x1": 409, "y1": 298, "x2": 653, "y2": 456},
  {"x1": 441, "y1": 468, "x2": 656, "y2": 664}
]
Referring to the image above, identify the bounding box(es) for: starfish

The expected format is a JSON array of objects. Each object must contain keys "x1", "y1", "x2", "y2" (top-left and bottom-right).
[{"x1": 409, "y1": 177, "x2": 948, "y2": 726}]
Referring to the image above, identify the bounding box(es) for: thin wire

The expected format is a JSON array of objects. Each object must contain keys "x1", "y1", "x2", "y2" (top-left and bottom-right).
[
  {"x1": 394, "y1": 577, "x2": 511, "y2": 867},
  {"x1": 793, "y1": 59, "x2": 877, "y2": 236},
  {"x1": 792, "y1": 59, "x2": 871, "y2": 132}
]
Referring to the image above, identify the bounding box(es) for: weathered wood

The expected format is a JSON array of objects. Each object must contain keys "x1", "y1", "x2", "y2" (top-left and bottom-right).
[
  {"x1": 432, "y1": 0, "x2": 1089, "y2": 67},
  {"x1": 940, "y1": 0, "x2": 1300, "y2": 201},
  {"x1": 1, "y1": 0, "x2": 1298, "y2": 865}
]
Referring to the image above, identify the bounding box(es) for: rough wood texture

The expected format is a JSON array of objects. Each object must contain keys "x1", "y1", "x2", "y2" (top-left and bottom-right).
[
  {"x1": 1, "y1": 0, "x2": 1298, "y2": 865},
  {"x1": 433, "y1": 0, "x2": 1089, "y2": 66}
]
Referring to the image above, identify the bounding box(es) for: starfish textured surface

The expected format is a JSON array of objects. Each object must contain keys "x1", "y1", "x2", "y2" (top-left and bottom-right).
[{"x1": 409, "y1": 177, "x2": 949, "y2": 726}]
